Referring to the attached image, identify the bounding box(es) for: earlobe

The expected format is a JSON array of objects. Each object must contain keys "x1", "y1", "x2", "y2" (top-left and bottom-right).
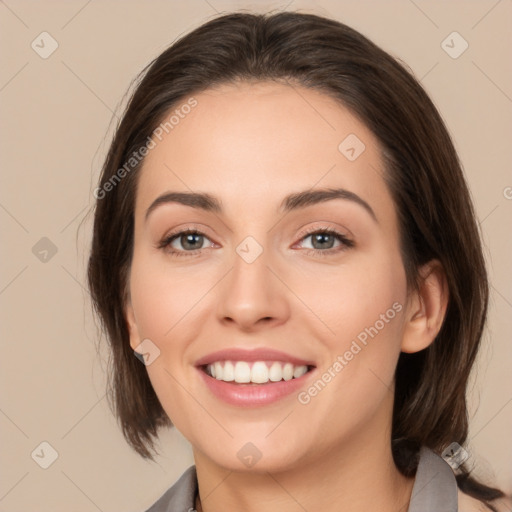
[
  {"x1": 401, "y1": 260, "x2": 449, "y2": 354},
  {"x1": 125, "y1": 299, "x2": 141, "y2": 351}
]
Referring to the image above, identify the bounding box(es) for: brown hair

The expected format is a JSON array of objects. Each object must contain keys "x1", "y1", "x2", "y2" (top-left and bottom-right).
[{"x1": 87, "y1": 11, "x2": 505, "y2": 508}]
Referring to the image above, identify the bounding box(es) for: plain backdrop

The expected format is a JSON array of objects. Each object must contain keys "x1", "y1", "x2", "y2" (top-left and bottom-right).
[{"x1": 1, "y1": 0, "x2": 511, "y2": 510}]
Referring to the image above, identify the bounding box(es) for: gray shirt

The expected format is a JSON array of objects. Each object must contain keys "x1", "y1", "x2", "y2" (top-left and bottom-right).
[{"x1": 145, "y1": 446, "x2": 458, "y2": 511}]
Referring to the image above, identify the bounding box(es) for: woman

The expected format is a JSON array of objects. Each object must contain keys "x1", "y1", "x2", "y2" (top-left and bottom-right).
[{"x1": 87, "y1": 11, "x2": 509, "y2": 512}]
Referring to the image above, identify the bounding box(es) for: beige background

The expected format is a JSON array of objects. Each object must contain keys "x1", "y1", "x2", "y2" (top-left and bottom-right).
[{"x1": 1, "y1": 0, "x2": 511, "y2": 510}]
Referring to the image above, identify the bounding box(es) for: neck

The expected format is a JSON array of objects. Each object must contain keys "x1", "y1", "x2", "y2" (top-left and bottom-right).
[{"x1": 193, "y1": 408, "x2": 414, "y2": 512}]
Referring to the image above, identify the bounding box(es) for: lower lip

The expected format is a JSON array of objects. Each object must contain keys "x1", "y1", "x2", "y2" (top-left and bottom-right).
[{"x1": 197, "y1": 367, "x2": 315, "y2": 407}]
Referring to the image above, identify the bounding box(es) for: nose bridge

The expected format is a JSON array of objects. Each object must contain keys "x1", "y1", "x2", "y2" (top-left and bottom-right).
[{"x1": 216, "y1": 234, "x2": 289, "y2": 329}]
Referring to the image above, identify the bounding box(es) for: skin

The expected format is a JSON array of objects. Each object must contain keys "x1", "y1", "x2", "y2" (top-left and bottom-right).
[{"x1": 125, "y1": 81, "x2": 450, "y2": 512}]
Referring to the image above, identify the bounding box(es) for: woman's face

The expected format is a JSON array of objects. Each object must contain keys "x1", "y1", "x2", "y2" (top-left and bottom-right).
[{"x1": 126, "y1": 81, "x2": 410, "y2": 472}]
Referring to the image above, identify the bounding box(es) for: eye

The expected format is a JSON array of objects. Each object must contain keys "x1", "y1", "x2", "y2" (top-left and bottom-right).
[
  {"x1": 295, "y1": 227, "x2": 354, "y2": 256},
  {"x1": 158, "y1": 229, "x2": 215, "y2": 257}
]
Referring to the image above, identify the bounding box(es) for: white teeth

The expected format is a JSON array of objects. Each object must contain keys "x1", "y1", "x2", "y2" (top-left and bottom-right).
[
  {"x1": 269, "y1": 362, "x2": 283, "y2": 382},
  {"x1": 234, "y1": 361, "x2": 251, "y2": 383},
  {"x1": 205, "y1": 360, "x2": 310, "y2": 384},
  {"x1": 293, "y1": 365, "x2": 308, "y2": 378},
  {"x1": 283, "y1": 363, "x2": 294, "y2": 381},
  {"x1": 251, "y1": 362, "x2": 269, "y2": 383},
  {"x1": 223, "y1": 361, "x2": 235, "y2": 381}
]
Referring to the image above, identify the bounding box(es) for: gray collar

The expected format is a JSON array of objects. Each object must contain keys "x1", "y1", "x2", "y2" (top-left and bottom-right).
[
  {"x1": 408, "y1": 446, "x2": 458, "y2": 512},
  {"x1": 145, "y1": 447, "x2": 458, "y2": 511}
]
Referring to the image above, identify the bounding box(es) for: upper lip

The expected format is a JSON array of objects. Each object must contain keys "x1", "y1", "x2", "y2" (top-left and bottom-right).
[{"x1": 195, "y1": 348, "x2": 316, "y2": 367}]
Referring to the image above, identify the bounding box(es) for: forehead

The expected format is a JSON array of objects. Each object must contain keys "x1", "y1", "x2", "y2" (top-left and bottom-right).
[{"x1": 135, "y1": 80, "x2": 395, "y2": 226}]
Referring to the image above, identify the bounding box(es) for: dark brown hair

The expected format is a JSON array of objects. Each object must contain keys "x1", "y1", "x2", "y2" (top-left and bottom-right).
[{"x1": 87, "y1": 11, "x2": 505, "y2": 509}]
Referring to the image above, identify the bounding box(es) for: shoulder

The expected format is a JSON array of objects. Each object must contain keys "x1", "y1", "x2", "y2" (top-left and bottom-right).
[{"x1": 457, "y1": 488, "x2": 512, "y2": 512}]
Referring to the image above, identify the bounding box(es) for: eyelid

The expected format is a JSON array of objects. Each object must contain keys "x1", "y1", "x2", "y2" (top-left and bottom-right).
[
  {"x1": 294, "y1": 223, "x2": 353, "y2": 244},
  {"x1": 156, "y1": 224, "x2": 218, "y2": 251},
  {"x1": 160, "y1": 223, "x2": 214, "y2": 242}
]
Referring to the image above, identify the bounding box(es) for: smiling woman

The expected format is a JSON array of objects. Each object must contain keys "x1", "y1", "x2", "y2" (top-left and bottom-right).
[{"x1": 87, "y1": 11, "x2": 509, "y2": 512}]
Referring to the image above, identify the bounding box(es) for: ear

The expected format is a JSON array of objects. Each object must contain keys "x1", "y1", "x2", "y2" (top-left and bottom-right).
[
  {"x1": 401, "y1": 259, "x2": 449, "y2": 354},
  {"x1": 125, "y1": 297, "x2": 142, "y2": 351}
]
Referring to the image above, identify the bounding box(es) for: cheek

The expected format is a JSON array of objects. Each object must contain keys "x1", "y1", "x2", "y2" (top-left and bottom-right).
[
  {"x1": 128, "y1": 254, "x2": 208, "y2": 430},
  {"x1": 302, "y1": 247, "x2": 407, "y2": 403},
  {"x1": 291, "y1": 280, "x2": 405, "y2": 447},
  {"x1": 301, "y1": 248, "x2": 406, "y2": 350},
  {"x1": 128, "y1": 248, "x2": 222, "y2": 409},
  {"x1": 129, "y1": 250, "x2": 215, "y2": 343}
]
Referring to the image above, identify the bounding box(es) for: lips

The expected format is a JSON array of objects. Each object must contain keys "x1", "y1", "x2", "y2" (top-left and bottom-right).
[{"x1": 195, "y1": 347, "x2": 317, "y2": 406}]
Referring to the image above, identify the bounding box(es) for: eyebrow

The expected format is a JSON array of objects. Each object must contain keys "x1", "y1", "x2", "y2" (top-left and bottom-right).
[{"x1": 145, "y1": 187, "x2": 377, "y2": 223}]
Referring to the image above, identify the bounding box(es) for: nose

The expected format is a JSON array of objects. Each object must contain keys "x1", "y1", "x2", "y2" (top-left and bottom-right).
[{"x1": 216, "y1": 247, "x2": 291, "y2": 332}]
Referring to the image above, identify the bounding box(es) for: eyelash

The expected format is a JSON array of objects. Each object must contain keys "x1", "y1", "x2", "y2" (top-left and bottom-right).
[{"x1": 157, "y1": 226, "x2": 354, "y2": 258}]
